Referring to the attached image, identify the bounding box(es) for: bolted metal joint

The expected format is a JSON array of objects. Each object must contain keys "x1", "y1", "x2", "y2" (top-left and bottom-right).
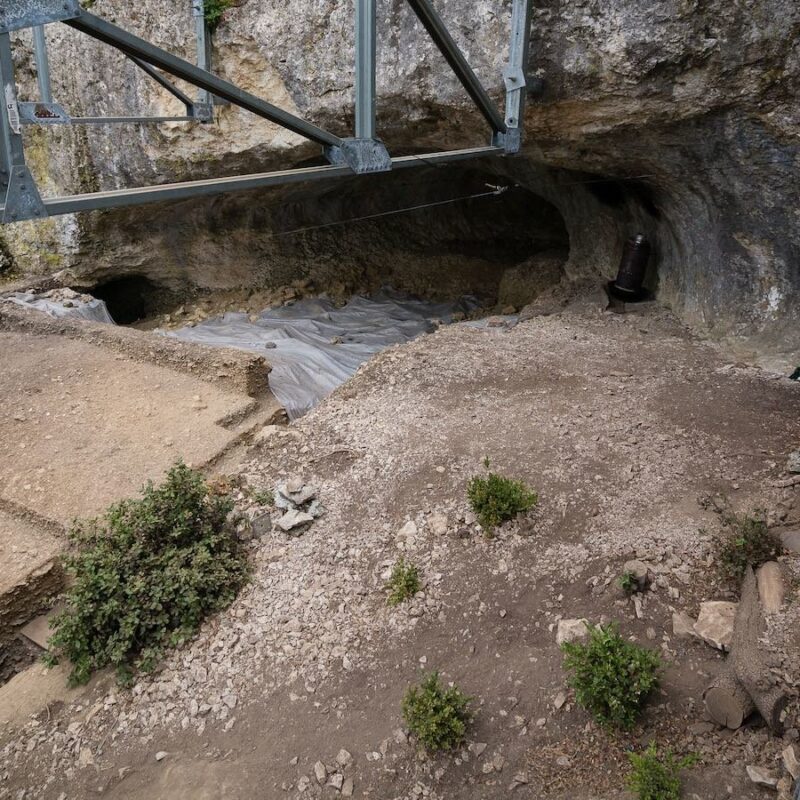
[
  {"x1": 492, "y1": 128, "x2": 522, "y2": 155},
  {"x1": 0, "y1": 0, "x2": 81, "y2": 34},
  {"x1": 326, "y1": 138, "x2": 392, "y2": 174},
  {"x1": 2, "y1": 166, "x2": 47, "y2": 222}
]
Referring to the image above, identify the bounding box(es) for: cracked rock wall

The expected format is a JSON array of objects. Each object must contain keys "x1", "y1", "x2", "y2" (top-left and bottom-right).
[{"x1": 3, "y1": 0, "x2": 798, "y2": 351}]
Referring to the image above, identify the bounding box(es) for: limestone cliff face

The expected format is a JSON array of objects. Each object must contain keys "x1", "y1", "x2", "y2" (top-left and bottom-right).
[{"x1": 3, "y1": 0, "x2": 798, "y2": 353}]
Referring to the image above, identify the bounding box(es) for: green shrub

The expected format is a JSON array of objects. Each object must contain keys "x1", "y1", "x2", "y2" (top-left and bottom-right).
[
  {"x1": 204, "y1": 0, "x2": 234, "y2": 31},
  {"x1": 46, "y1": 462, "x2": 248, "y2": 686},
  {"x1": 715, "y1": 509, "x2": 779, "y2": 585},
  {"x1": 561, "y1": 623, "x2": 661, "y2": 729},
  {"x1": 618, "y1": 570, "x2": 639, "y2": 595},
  {"x1": 386, "y1": 558, "x2": 421, "y2": 606},
  {"x1": 627, "y1": 742, "x2": 697, "y2": 800},
  {"x1": 402, "y1": 672, "x2": 472, "y2": 751},
  {"x1": 251, "y1": 488, "x2": 274, "y2": 506},
  {"x1": 467, "y1": 460, "x2": 537, "y2": 533}
]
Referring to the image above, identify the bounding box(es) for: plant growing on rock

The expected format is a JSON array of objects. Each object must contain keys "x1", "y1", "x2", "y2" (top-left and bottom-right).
[
  {"x1": 402, "y1": 672, "x2": 472, "y2": 751},
  {"x1": 626, "y1": 742, "x2": 698, "y2": 800},
  {"x1": 46, "y1": 462, "x2": 248, "y2": 686},
  {"x1": 561, "y1": 623, "x2": 661, "y2": 729},
  {"x1": 618, "y1": 570, "x2": 639, "y2": 596},
  {"x1": 386, "y1": 558, "x2": 421, "y2": 606},
  {"x1": 204, "y1": 0, "x2": 234, "y2": 32},
  {"x1": 715, "y1": 509, "x2": 779, "y2": 585},
  {"x1": 467, "y1": 458, "x2": 537, "y2": 534}
]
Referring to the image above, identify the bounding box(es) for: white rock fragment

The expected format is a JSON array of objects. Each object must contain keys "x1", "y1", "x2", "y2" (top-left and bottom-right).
[
  {"x1": 556, "y1": 618, "x2": 590, "y2": 646},
  {"x1": 155, "y1": 751, "x2": 169, "y2": 762},
  {"x1": 783, "y1": 745, "x2": 800, "y2": 779},
  {"x1": 341, "y1": 777, "x2": 354, "y2": 797},
  {"x1": 336, "y1": 749, "x2": 352, "y2": 767},
  {"x1": 427, "y1": 513, "x2": 448, "y2": 536},
  {"x1": 694, "y1": 601, "x2": 737, "y2": 651},
  {"x1": 746, "y1": 765, "x2": 778, "y2": 788},
  {"x1": 313, "y1": 761, "x2": 327, "y2": 784},
  {"x1": 672, "y1": 611, "x2": 697, "y2": 638},
  {"x1": 276, "y1": 509, "x2": 314, "y2": 533}
]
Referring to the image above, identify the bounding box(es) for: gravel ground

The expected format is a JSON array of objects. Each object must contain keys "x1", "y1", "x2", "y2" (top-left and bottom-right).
[{"x1": 1, "y1": 296, "x2": 799, "y2": 799}]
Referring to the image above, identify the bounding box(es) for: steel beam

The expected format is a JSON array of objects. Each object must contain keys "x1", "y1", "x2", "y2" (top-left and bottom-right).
[
  {"x1": 191, "y1": 0, "x2": 213, "y2": 110},
  {"x1": 65, "y1": 11, "x2": 343, "y2": 149},
  {"x1": 0, "y1": 32, "x2": 46, "y2": 221},
  {"x1": 32, "y1": 26, "x2": 53, "y2": 103},
  {"x1": 405, "y1": 0, "x2": 506, "y2": 134},
  {"x1": 497, "y1": 0, "x2": 532, "y2": 153},
  {"x1": 0, "y1": 0, "x2": 80, "y2": 33},
  {"x1": 128, "y1": 56, "x2": 195, "y2": 114},
  {"x1": 0, "y1": 146, "x2": 503, "y2": 219},
  {"x1": 355, "y1": 0, "x2": 377, "y2": 140}
]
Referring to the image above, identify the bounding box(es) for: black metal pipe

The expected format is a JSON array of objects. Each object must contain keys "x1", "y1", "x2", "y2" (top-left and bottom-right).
[
  {"x1": 127, "y1": 56, "x2": 195, "y2": 112},
  {"x1": 405, "y1": 0, "x2": 506, "y2": 134},
  {"x1": 66, "y1": 11, "x2": 343, "y2": 148}
]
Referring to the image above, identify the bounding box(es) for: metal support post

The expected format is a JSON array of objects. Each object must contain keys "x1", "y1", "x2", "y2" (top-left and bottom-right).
[
  {"x1": 405, "y1": 0, "x2": 506, "y2": 134},
  {"x1": 496, "y1": 0, "x2": 532, "y2": 153},
  {"x1": 355, "y1": 0, "x2": 376, "y2": 140},
  {"x1": 32, "y1": 25, "x2": 52, "y2": 102},
  {"x1": 341, "y1": 0, "x2": 391, "y2": 173},
  {"x1": 66, "y1": 11, "x2": 343, "y2": 149},
  {"x1": 191, "y1": 0, "x2": 213, "y2": 117},
  {"x1": 0, "y1": 32, "x2": 46, "y2": 221}
]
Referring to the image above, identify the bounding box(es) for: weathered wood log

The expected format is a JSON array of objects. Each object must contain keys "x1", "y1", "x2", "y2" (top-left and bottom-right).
[
  {"x1": 756, "y1": 561, "x2": 785, "y2": 615},
  {"x1": 703, "y1": 668, "x2": 756, "y2": 729},
  {"x1": 704, "y1": 567, "x2": 789, "y2": 733}
]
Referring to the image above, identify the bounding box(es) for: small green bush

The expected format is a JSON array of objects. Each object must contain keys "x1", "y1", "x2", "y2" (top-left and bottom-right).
[
  {"x1": 467, "y1": 460, "x2": 537, "y2": 533},
  {"x1": 402, "y1": 672, "x2": 472, "y2": 751},
  {"x1": 618, "y1": 570, "x2": 639, "y2": 595},
  {"x1": 47, "y1": 462, "x2": 248, "y2": 686},
  {"x1": 204, "y1": 0, "x2": 234, "y2": 31},
  {"x1": 627, "y1": 742, "x2": 698, "y2": 800},
  {"x1": 251, "y1": 488, "x2": 274, "y2": 506},
  {"x1": 561, "y1": 623, "x2": 661, "y2": 729},
  {"x1": 386, "y1": 558, "x2": 421, "y2": 606},
  {"x1": 716, "y1": 509, "x2": 780, "y2": 584}
]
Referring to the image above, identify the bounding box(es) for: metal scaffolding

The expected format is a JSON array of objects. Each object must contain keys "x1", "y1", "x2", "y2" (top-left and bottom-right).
[{"x1": 0, "y1": 0, "x2": 532, "y2": 224}]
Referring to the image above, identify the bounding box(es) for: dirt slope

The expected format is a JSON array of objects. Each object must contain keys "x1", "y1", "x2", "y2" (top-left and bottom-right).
[{"x1": 1, "y1": 298, "x2": 798, "y2": 799}]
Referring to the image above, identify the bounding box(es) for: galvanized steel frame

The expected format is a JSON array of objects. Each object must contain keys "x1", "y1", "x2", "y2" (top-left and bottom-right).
[{"x1": 0, "y1": 0, "x2": 532, "y2": 223}]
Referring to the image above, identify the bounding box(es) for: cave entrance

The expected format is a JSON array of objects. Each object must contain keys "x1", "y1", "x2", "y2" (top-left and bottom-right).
[{"x1": 90, "y1": 275, "x2": 164, "y2": 324}]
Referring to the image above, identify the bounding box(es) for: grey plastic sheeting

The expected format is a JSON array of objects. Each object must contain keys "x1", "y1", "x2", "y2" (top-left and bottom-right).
[
  {"x1": 168, "y1": 289, "x2": 479, "y2": 419},
  {"x1": 5, "y1": 291, "x2": 116, "y2": 324}
]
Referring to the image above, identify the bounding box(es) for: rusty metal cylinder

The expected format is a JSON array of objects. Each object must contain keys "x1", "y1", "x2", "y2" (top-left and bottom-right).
[{"x1": 613, "y1": 234, "x2": 651, "y2": 295}]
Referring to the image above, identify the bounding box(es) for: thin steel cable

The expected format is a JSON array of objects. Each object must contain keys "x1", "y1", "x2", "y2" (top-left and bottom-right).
[{"x1": 262, "y1": 186, "x2": 509, "y2": 239}]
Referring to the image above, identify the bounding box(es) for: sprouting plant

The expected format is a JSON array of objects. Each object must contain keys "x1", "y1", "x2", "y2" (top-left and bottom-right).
[
  {"x1": 561, "y1": 622, "x2": 661, "y2": 729},
  {"x1": 619, "y1": 570, "x2": 639, "y2": 595},
  {"x1": 204, "y1": 0, "x2": 234, "y2": 32},
  {"x1": 402, "y1": 672, "x2": 472, "y2": 751},
  {"x1": 386, "y1": 558, "x2": 421, "y2": 606},
  {"x1": 627, "y1": 742, "x2": 698, "y2": 800},
  {"x1": 467, "y1": 460, "x2": 537, "y2": 533},
  {"x1": 46, "y1": 462, "x2": 248, "y2": 686},
  {"x1": 716, "y1": 509, "x2": 780, "y2": 585},
  {"x1": 252, "y1": 488, "x2": 274, "y2": 506}
]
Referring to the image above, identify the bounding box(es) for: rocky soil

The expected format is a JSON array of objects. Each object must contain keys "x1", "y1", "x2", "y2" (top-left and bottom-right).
[{"x1": 1, "y1": 293, "x2": 799, "y2": 799}]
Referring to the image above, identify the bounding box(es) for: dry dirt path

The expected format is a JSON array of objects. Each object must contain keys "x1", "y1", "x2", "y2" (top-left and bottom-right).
[{"x1": 1, "y1": 300, "x2": 799, "y2": 799}]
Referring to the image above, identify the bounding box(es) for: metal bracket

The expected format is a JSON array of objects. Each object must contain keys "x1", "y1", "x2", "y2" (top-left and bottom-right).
[
  {"x1": 502, "y1": 65, "x2": 526, "y2": 92},
  {"x1": 191, "y1": 101, "x2": 214, "y2": 122},
  {"x1": 2, "y1": 166, "x2": 46, "y2": 222},
  {"x1": 326, "y1": 138, "x2": 392, "y2": 174},
  {"x1": 0, "y1": 0, "x2": 80, "y2": 33},
  {"x1": 492, "y1": 127, "x2": 522, "y2": 154},
  {"x1": 19, "y1": 101, "x2": 70, "y2": 124}
]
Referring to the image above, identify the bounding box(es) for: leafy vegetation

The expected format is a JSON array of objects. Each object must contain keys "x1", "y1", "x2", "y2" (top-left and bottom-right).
[
  {"x1": 627, "y1": 742, "x2": 698, "y2": 800},
  {"x1": 46, "y1": 462, "x2": 248, "y2": 686},
  {"x1": 251, "y1": 488, "x2": 274, "y2": 506},
  {"x1": 618, "y1": 570, "x2": 639, "y2": 595},
  {"x1": 561, "y1": 623, "x2": 661, "y2": 729},
  {"x1": 402, "y1": 672, "x2": 472, "y2": 751},
  {"x1": 386, "y1": 558, "x2": 421, "y2": 606},
  {"x1": 467, "y1": 459, "x2": 537, "y2": 533},
  {"x1": 715, "y1": 509, "x2": 780, "y2": 584},
  {"x1": 204, "y1": 0, "x2": 234, "y2": 32}
]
